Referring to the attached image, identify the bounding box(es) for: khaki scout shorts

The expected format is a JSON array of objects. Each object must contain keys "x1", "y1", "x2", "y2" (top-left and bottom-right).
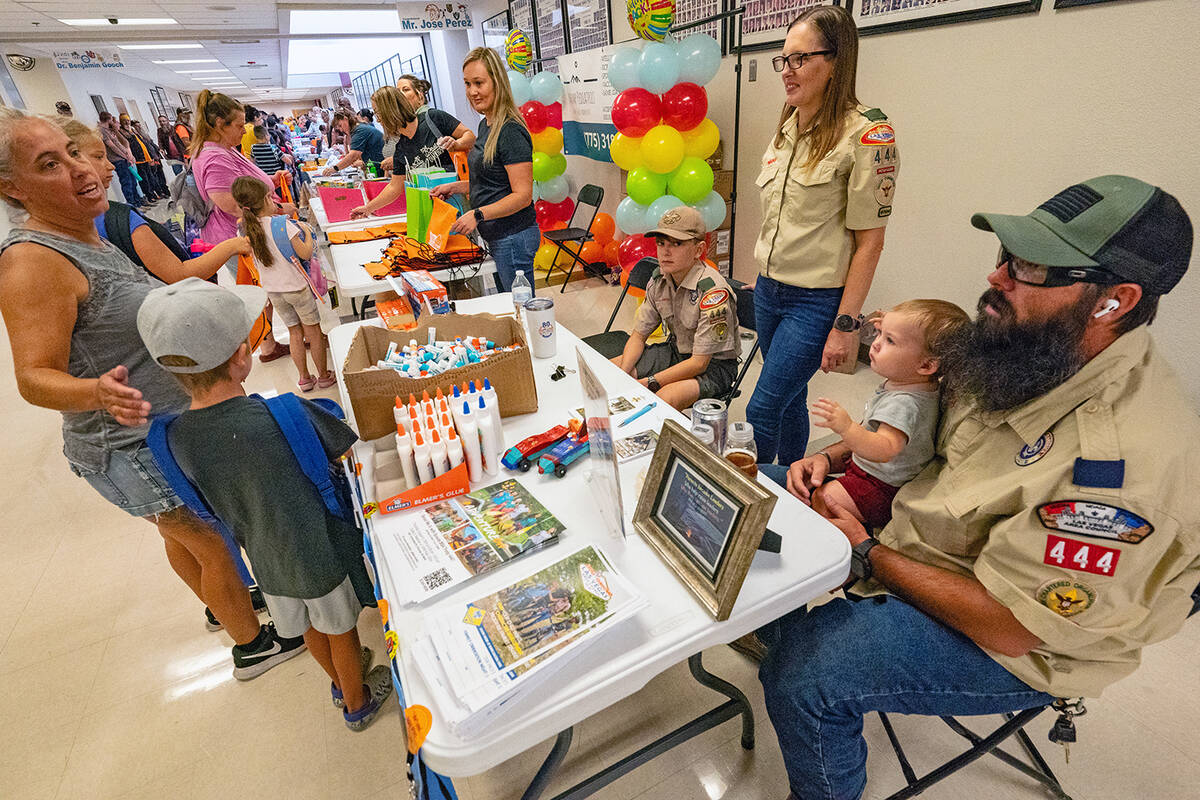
[{"x1": 634, "y1": 342, "x2": 737, "y2": 400}]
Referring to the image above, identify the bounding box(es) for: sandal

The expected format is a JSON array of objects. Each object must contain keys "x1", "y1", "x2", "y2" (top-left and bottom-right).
[
  {"x1": 315, "y1": 371, "x2": 337, "y2": 389},
  {"x1": 259, "y1": 341, "x2": 291, "y2": 363},
  {"x1": 297, "y1": 375, "x2": 316, "y2": 392}
]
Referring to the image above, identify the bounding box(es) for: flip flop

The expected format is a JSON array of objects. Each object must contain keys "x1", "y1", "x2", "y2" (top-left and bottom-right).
[
  {"x1": 315, "y1": 371, "x2": 337, "y2": 389},
  {"x1": 298, "y1": 375, "x2": 317, "y2": 392},
  {"x1": 258, "y1": 341, "x2": 291, "y2": 363}
]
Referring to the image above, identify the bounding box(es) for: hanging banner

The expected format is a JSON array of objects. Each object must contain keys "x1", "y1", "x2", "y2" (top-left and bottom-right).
[
  {"x1": 54, "y1": 50, "x2": 125, "y2": 70},
  {"x1": 396, "y1": 2, "x2": 474, "y2": 31},
  {"x1": 556, "y1": 45, "x2": 621, "y2": 163}
]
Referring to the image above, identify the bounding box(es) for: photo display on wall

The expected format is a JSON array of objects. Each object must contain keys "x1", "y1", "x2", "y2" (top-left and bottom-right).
[
  {"x1": 674, "y1": 0, "x2": 723, "y2": 46},
  {"x1": 567, "y1": 0, "x2": 611, "y2": 53},
  {"x1": 741, "y1": 0, "x2": 839, "y2": 47},
  {"x1": 510, "y1": 0, "x2": 535, "y2": 51},
  {"x1": 483, "y1": 9, "x2": 511, "y2": 59},
  {"x1": 535, "y1": 0, "x2": 566, "y2": 72},
  {"x1": 851, "y1": 0, "x2": 1042, "y2": 35}
]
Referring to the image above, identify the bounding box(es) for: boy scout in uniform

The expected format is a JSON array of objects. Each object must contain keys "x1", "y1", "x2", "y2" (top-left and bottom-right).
[
  {"x1": 754, "y1": 175, "x2": 1200, "y2": 800},
  {"x1": 614, "y1": 207, "x2": 739, "y2": 411}
]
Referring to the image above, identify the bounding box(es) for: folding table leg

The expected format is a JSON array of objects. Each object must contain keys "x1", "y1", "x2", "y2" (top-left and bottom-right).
[
  {"x1": 689, "y1": 652, "x2": 755, "y2": 750},
  {"x1": 521, "y1": 728, "x2": 574, "y2": 800}
]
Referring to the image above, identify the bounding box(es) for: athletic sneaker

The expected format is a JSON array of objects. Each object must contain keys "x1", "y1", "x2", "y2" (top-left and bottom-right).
[
  {"x1": 205, "y1": 586, "x2": 268, "y2": 632},
  {"x1": 231, "y1": 622, "x2": 307, "y2": 681},
  {"x1": 331, "y1": 646, "x2": 375, "y2": 709},
  {"x1": 343, "y1": 664, "x2": 394, "y2": 731}
]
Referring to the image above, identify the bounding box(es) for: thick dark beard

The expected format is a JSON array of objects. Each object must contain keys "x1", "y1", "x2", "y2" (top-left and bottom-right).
[{"x1": 941, "y1": 288, "x2": 1096, "y2": 413}]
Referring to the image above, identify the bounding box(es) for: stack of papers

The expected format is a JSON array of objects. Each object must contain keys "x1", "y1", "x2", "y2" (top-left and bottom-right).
[{"x1": 411, "y1": 544, "x2": 645, "y2": 737}]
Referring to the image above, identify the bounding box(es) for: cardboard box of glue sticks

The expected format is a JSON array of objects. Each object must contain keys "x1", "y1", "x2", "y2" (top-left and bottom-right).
[{"x1": 343, "y1": 312, "x2": 538, "y2": 440}]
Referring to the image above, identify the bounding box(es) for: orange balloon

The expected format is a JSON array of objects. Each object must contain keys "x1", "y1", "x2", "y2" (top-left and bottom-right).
[
  {"x1": 579, "y1": 240, "x2": 603, "y2": 264},
  {"x1": 603, "y1": 241, "x2": 620, "y2": 266},
  {"x1": 589, "y1": 212, "x2": 616, "y2": 245},
  {"x1": 549, "y1": 221, "x2": 567, "y2": 231}
]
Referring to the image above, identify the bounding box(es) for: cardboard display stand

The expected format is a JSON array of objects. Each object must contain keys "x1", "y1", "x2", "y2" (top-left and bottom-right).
[{"x1": 343, "y1": 312, "x2": 538, "y2": 440}]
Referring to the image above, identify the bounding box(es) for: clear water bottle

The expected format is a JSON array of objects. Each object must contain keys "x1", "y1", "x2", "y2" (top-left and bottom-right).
[
  {"x1": 511, "y1": 270, "x2": 533, "y2": 318},
  {"x1": 723, "y1": 421, "x2": 758, "y2": 478}
]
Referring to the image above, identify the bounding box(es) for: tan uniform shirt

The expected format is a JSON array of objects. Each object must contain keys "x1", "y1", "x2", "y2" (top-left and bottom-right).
[
  {"x1": 754, "y1": 105, "x2": 898, "y2": 288},
  {"x1": 857, "y1": 328, "x2": 1200, "y2": 698},
  {"x1": 633, "y1": 262, "x2": 738, "y2": 360}
]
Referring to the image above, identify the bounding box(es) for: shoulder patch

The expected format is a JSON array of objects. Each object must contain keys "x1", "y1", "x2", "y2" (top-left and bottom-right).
[
  {"x1": 699, "y1": 287, "x2": 729, "y2": 311},
  {"x1": 1037, "y1": 501, "x2": 1154, "y2": 544},
  {"x1": 696, "y1": 276, "x2": 716, "y2": 293},
  {"x1": 862, "y1": 107, "x2": 888, "y2": 122},
  {"x1": 651, "y1": 267, "x2": 662, "y2": 280},
  {"x1": 1036, "y1": 578, "x2": 1096, "y2": 617},
  {"x1": 860, "y1": 123, "x2": 895, "y2": 146}
]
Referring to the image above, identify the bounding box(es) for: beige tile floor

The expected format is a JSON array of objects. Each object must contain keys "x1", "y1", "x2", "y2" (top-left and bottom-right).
[{"x1": 2, "y1": 259, "x2": 1198, "y2": 800}]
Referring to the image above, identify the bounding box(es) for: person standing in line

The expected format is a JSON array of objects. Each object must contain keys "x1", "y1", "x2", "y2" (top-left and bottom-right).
[
  {"x1": 747, "y1": 5, "x2": 898, "y2": 466},
  {"x1": 157, "y1": 114, "x2": 186, "y2": 163},
  {"x1": 431, "y1": 48, "x2": 538, "y2": 293},
  {"x1": 174, "y1": 107, "x2": 194, "y2": 159},
  {"x1": 396, "y1": 74, "x2": 434, "y2": 116},
  {"x1": 121, "y1": 115, "x2": 169, "y2": 201},
  {"x1": 98, "y1": 111, "x2": 147, "y2": 207}
]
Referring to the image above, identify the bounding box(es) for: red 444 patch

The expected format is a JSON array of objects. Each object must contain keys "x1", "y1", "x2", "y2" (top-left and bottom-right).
[{"x1": 1043, "y1": 534, "x2": 1120, "y2": 577}]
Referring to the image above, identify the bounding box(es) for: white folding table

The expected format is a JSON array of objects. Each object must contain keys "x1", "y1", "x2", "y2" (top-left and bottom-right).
[{"x1": 328, "y1": 295, "x2": 850, "y2": 799}]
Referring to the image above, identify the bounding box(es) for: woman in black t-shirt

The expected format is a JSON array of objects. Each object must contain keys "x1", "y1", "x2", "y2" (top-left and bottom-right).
[
  {"x1": 432, "y1": 47, "x2": 539, "y2": 292},
  {"x1": 349, "y1": 86, "x2": 475, "y2": 219}
]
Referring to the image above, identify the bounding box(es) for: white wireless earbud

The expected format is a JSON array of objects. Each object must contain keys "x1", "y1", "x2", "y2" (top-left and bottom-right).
[{"x1": 1093, "y1": 298, "x2": 1120, "y2": 319}]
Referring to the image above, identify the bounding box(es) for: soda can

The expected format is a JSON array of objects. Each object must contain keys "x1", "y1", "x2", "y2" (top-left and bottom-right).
[
  {"x1": 691, "y1": 399, "x2": 728, "y2": 455},
  {"x1": 524, "y1": 297, "x2": 557, "y2": 358}
]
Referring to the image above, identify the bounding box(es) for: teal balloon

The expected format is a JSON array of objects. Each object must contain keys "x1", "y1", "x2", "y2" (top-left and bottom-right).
[
  {"x1": 532, "y1": 182, "x2": 542, "y2": 202},
  {"x1": 608, "y1": 46, "x2": 642, "y2": 92},
  {"x1": 530, "y1": 71, "x2": 563, "y2": 105},
  {"x1": 531, "y1": 151, "x2": 552, "y2": 182},
  {"x1": 637, "y1": 42, "x2": 679, "y2": 95},
  {"x1": 693, "y1": 190, "x2": 727, "y2": 231},
  {"x1": 616, "y1": 195, "x2": 651, "y2": 235},
  {"x1": 508, "y1": 70, "x2": 532, "y2": 106},
  {"x1": 675, "y1": 34, "x2": 721, "y2": 86},
  {"x1": 645, "y1": 194, "x2": 685, "y2": 231},
  {"x1": 668, "y1": 157, "x2": 714, "y2": 204},
  {"x1": 626, "y1": 167, "x2": 668, "y2": 206},
  {"x1": 540, "y1": 175, "x2": 570, "y2": 203},
  {"x1": 545, "y1": 152, "x2": 567, "y2": 179}
]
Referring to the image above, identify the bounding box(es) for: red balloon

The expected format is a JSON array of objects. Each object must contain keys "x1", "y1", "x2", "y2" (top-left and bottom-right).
[
  {"x1": 611, "y1": 89, "x2": 662, "y2": 138},
  {"x1": 521, "y1": 101, "x2": 549, "y2": 134},
  {"x1": 618, "y1": 234, "x2": 656, "y2": 271},
  {"x1": 545, "y1": 102, "x2": 564, "y2": 129},
  {"x1": 661, "y1": 83, "x2": 708, "y2": 132},
  {"x1": 535, "y1": 199, "x2": 554, "y2": 229},
  {"x1": 551, "y1": 197, "x2": 575, "y2": 224}
]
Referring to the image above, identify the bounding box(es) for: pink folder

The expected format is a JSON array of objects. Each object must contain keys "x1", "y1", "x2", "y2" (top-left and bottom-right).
[
  {"x1": 364, "y1": 179, "x2": 407, "y2": 217},
  {"x1": 317, "y1": 185, "x2": 365, "y2": 223}
]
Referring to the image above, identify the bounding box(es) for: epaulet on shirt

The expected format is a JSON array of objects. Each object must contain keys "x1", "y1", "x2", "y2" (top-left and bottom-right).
[
  {"x1": 861, "y1": 107, "x2": 888, "y2": 122},
  {"x1": 696, "y1": 275, "x2": 716, "y2": 293},
  {"x1": 651, "y1": 267, "x2": 662, "y2": 280}
]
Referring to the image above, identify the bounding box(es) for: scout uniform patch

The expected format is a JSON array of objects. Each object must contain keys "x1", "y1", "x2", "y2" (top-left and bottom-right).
[
  {"x1": 631, "y1": 261, "x2": 739, "y2": 360},
  {"x1": 699, "y1": 287, "x2": 729, "y2": 311},
  {"x1": 860, "y1": 123, "x2": 896, "y2": 146},
  {"x1": 1036, "y1": 579, "x2": 1097, "y2": 617},
  {"x1": 1015, "y1": 432, "x2": 1054, "y2": 466},
  {"x1": 1037, "y1": 501, "x2": 1154, "y2": 543}
]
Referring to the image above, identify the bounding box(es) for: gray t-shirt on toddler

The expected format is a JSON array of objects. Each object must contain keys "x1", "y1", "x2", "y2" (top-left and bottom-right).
[{"x1": 851, "y1": 384, "x2": 941, "y2": 487}]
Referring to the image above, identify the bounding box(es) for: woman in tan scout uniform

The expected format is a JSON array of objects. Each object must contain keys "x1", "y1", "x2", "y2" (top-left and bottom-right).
[{"x1": 747, "y1": 5, "x2": 898, "y2": 466}]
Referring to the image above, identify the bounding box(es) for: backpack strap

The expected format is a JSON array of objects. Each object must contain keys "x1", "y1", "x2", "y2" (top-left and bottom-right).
[
  {"x1": 423, "y1": 110, "x2": 444, "y2": 140},
  {"x1": 146, "y1": 416, "x2": 255, "y2": 585},
  {"x1": 144, "y1": 215, "x2": 191, "y2": 263},
  {"x1": 104, "y1": 202, "x2": 139, "y2": 266},
  {"x1": 260, "y1": 393, "x2": 348, "y2": 519},
  {"x1": 270, "y1": 215, "x2": 312, "y2": 265}
]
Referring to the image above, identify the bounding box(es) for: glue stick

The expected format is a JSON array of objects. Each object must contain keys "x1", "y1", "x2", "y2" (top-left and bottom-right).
[
  {"x1": 459, "y1": 401, "x2": 483, "y2": 482},
  {"x1": 394, "y1": 422, "x2": 419, "y2": 489},
  {"x1": 412, "y1": 431, "x2": 434, "y2": 485},
  {"x1": 476, "y1": 396, "x2": 500, "y2": 476}
]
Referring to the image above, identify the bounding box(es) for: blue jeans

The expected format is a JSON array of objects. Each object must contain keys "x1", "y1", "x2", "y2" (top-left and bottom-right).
[
  {"x1": 112, "y1": 159, "x2": 144, "y2": 205},
  {"x1": 746, "y1": 277, "x2": 843, "y2": 465},
  {"x1": 758, "y1": 596, "x2": 1053, "y2": 800},
  {"x1": 487, "y1": 224, "x2": 539, "y2": 293}
]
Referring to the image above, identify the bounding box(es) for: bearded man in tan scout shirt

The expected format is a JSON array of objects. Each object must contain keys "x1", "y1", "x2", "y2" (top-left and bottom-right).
[
  {"x1": 613, "y1": 207, "x2": 739, "y2": 410},
  {"x1": 753, "y1": 175, "x2": 1199, "y2": 800}
]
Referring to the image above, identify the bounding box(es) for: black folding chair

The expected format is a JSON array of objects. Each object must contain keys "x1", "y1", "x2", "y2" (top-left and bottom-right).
[
  {"x1": 580, "y1": 258, "x2": 657, "y2": 359},
  {"x1": 721, "y1": 279, "x2": 759, "y2": 405},
  {"x1": 875, "y1": 581, "x2": 1200, "y2": 799},
  {"x1": 544, "y1": 184, "x2": 604, "y2": 292}
]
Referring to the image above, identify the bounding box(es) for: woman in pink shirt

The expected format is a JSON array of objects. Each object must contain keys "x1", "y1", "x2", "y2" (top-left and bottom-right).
[{"x1": 190, "y1": 89, "x2": 297, "y2": 361}]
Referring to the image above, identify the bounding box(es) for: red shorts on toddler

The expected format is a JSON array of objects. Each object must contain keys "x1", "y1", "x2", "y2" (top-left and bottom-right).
[{"x1": 836, "y1": 460, "x2": 901, "y2": 531}]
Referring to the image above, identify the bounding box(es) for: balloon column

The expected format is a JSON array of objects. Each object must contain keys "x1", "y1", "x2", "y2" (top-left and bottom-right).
[{"x1": 608, "y1": 24, "x2": 725, "y2": 276}]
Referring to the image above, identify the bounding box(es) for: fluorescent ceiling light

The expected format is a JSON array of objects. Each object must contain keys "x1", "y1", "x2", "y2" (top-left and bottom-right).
[
  {"x1": 175, "y1": 68, "x2": 229, "y2": 73},
  {"x1": 153, "y1": 59, "x2": 217, "y2": 64},
  {"x1": 119, "y1": 43, "x2": 202, "y2": 50},
  {"x1": 60, "y1": 18, "x2": 178, "y2": 26}
]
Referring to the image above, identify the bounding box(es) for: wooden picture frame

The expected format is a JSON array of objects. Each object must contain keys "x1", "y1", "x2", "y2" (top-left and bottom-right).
[
  {"x1": 633, "y1": 419, "x2": 777, "y2": 620},
  {"x1": 850, "y1": 0, "x2": 1042, "y2": 37}
]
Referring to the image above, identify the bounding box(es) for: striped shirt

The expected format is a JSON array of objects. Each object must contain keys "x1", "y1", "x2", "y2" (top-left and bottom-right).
[{"x1": 250, "y1": 142, "x2": 283, "y2": 174}]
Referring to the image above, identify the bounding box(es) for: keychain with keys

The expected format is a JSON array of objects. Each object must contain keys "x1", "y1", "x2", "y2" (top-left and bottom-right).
[{"x1": 1047, "y1": 698, "x2": 1086, "y2": 762}]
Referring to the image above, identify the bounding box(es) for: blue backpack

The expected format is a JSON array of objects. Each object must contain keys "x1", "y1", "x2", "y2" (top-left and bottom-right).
[{"x1": 146, "y1": 393, "x2": 357, "y2": 585}]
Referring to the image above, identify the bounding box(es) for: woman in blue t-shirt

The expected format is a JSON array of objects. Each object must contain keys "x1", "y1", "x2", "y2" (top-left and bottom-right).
[{"x1": 432, "y1": 47, "x2": 538, "y2": 292}]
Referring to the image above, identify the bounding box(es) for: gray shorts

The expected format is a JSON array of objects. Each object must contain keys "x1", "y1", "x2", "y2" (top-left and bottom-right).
[
  {"x1": 269, "y1": 288, "x2": 321, "y2": 327},
  {"x1": 261, "y1": 575, "x2": 363, "y2": 638},
  {"x1": 634, "y1": 342, "x2": 737, "y2": 400},
  {"x1": 68, "y1": 442, "x2": 183, "y2": 518}
]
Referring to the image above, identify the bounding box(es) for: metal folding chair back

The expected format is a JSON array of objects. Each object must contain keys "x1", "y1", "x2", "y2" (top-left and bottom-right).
[
  {"x1": 721, "y1": 280, "x2": 759, "y2": 405},
  {"x1": 580, "y1": 257, "x2": 658, "y2": 359},
  {"x1": 544, "y1": 184, "x2": 604, "y2": 291}
]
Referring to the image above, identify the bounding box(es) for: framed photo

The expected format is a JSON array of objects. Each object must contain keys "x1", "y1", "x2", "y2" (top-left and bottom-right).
[
  {"x1": 850, "y1": 0, "x2": 1041, "y2": 36},
  {"x1": 633, "y1": 419, "x2": 777, "y2": 620},
  {"x1": 1053, "y1": 0, "x2": 1124, "y2": 7},
  {"x1": 740, "y1": 0, "x2": 841, "y2": 50}
]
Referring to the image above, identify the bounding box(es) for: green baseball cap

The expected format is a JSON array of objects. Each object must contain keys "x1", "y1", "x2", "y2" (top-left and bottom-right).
[{"x1": 971, "y1": 175, "x2": 1192, "y2": 294}]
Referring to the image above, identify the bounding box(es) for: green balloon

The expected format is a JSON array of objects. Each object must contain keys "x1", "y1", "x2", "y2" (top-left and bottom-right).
[
  {"x1": 626, "y1": 167, "x2": 668, "y2": 206},
  {"x1": 547, "y1": 152, "x2": 567, "y2": 179},
  {"x1": 531, "y1": 152, "x2": 552, "y2": 182},
  {"x1": 668, "y1": 157, "x2": 715, "y2": 205}
]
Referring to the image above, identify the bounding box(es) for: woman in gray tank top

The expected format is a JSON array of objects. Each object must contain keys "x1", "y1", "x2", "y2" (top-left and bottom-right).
[{"x1": 0, "y1": 109, "x2": 292, "y2": 674}]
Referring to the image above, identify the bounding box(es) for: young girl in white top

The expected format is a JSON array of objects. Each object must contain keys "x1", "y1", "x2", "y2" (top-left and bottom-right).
[{"x1": 231, "y1": 176, "x2": 333, "y2": 390}]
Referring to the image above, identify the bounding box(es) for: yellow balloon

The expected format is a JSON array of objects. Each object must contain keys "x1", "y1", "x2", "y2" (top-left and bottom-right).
[
  {"x1": 532, "y1": 126, "x2": 564, "y2": 155},
  {"x1": 534, "y1": 242, "x2": 559, "y2": 271},
  {"x1": 609, "y1": 132, "x2": 642, "y2": 171},
  {"x1": 681, "y1": 118, "x2": 720, "y2": 160},
  {"x1": 640, "y1": 124, "x2": 685, "y2": 174}
]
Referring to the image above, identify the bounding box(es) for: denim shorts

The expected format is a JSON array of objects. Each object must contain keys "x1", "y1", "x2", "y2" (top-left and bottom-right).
[{"x1": 68, "y1": 442, "x2": 183, "y2": 518}]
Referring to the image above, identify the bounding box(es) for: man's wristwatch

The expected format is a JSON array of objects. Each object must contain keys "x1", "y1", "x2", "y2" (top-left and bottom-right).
[
  {"x1": 849, "y1": 536, "x2": 880, "y2": 581},
  {"x1": 473, "y1": 208, "x2": 484, "y2": 224},
  {"x1": 833, "y1": 313, "x2": 863, "y2": 333},
  {"x1": 646, "y1": 375, "x2": 661, "y2": 392}
]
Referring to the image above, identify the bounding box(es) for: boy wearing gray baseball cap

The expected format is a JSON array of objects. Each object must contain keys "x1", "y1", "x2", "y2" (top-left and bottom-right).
[
  {"x1": 137, "y1": 278, "x2": 393, "y2": 730},
  {"x1": 613, "y1": 206, "x2": 740, "y2": 410}
]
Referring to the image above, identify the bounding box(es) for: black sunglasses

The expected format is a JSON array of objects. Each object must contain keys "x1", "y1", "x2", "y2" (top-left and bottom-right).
[
  {"x1": 996, "y1": 247, "x2": 1119, "y2": 288},
  {"x1": 772, "y1": 50, "x2": 836, "y2": 72}
]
